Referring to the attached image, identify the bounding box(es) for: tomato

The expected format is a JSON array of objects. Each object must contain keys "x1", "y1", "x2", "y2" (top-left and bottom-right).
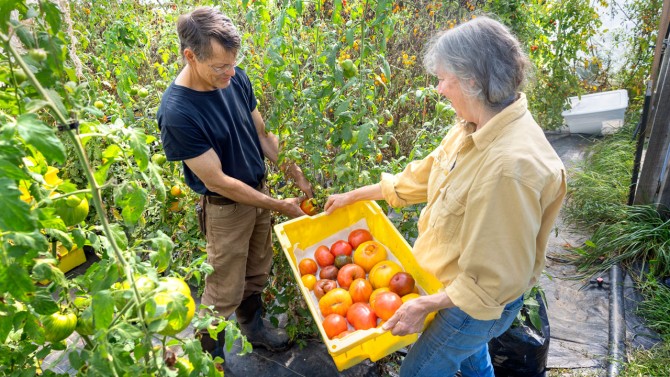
[
  {"x1": 138, "y1": 87, "x2": 149, "y2": 98},
  {"x1": 300, "y1": 198, "x2": 319, "y2": 216},
  {"x1": 349, "y1": 278, "x2": 373, "y2": 303},
  {"x1": 314, "y1": 279, "x2": 338, "y2": 300},
  {"x1": 314, "y1": 245, "x2": 334, "y2": 267},
  {"x1": 330, "y1": 240, "x2": 353, "y2": 257},
  {"x1": 298, "y1": 258, "x2": 318, "y2": 276},
  {"x1": 301, "y1": 274, "x2": 317, "y2": 290},
  {"x1": 340, "y1": 59, "x2": 358, "y2": 79},
  {"x1": 322, "y1": 313, "x2": 348, "y2": 339},
  {"x1": 42, "y1": 310, "x2": 78, "y2": 342},
  {"x1": 75, "y1": 306, "x2": 94, "y2": 336},
  {"x1": 388, "y1": 272, "x2": 416, "y2": 297},
  {"x1": 11, "y1": 68, "x2": 27, "y2": 83},
  {"x1": 93, "y1": 100, "x2": 105, "y2": 109},
  {"x1": 28, "y1": 48, "x2": 48, "y2": 61},
  {"x1": 371, "y1": 291, "x2": 402, "y2": 321},
  {"x1": 346, "y1": 302, "x2": 377, "y2": 331},
  {"x1": 319, "y1": 265, "x2": 339, "y2": 280},
  {"x1": 334, "y1": 254, "x2": 352, "y2": 269},
  {"x1": 334, "y1": 330, "x2": 352, "y2": 339},
  {"x1": 368, "y1": 260, "x2": 403, "y2": 289},
  {"x1": 168, "y1": 200, "x2": 181, "y2": 212},
  {"x1": 369, "y1": 287, "x2": 390, "y2": 308},
  {"x1": 336, "y1": 264, "x2": 366, "y2": 289},
  {"x1": 146, "y1": 277, "x2": 196, "y2": 336},
  {"x1": 401, "y1": 293, "x2": 421, "y2": 303},
  {"x1": 318, "y1": 288, "x2": 352, "y2": 317},
  {"x1": 170, "y1": 185, "x2": 184, "y2": 197},
  {"x1": 55, "y1": 195, "x2": 89, "y2": 226},
  {"x1": 151, "y1": 153, "x2": 167, "y2": 166},
  {"x1": 348, "y1": 229, "x2": 373, "y2": 250},
  {"x1": 353, "y1": 240, "x2": 388, "y2": 272}
]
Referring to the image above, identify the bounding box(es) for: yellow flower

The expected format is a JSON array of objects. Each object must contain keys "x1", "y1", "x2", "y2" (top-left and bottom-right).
[
  {"x1": 44, "y1": 166, "x2": 63, "y2": 187},
  {"x1": 19, "y1": 183, "x2": 32, "y2": 203}
]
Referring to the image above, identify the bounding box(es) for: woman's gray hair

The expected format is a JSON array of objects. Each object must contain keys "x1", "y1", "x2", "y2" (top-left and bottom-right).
[{"x1": 424, "y1": 16, "x2": 530, "y2": 110}]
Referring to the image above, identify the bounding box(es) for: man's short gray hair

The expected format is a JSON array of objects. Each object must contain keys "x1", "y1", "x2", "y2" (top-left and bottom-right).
[{"x1": 424, "y1": 16, "x2": 530, "y2": 110}]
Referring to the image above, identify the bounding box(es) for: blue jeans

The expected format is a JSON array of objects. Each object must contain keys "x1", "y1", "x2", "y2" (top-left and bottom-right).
[{"x1": 400, "y1": 295, "x2": 524, "y2": 377}]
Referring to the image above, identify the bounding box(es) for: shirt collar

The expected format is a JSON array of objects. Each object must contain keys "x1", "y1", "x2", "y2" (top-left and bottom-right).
[{"x1": 470, "y1": 93, "x2": 528, "y2": 150}]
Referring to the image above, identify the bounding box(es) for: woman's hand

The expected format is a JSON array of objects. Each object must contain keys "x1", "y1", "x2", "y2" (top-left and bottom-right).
[
  {"x1": 381, "y1": 298, "x2": 430, "y2": 336},
  {"x1": 324, "y1": 192, "x2": 354, "y2": 214}
]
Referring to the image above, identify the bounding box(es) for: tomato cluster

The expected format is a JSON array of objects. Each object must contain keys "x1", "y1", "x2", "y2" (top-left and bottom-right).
[{"x1": 297, "y1": 228, "x2": 421, "y2": 339}]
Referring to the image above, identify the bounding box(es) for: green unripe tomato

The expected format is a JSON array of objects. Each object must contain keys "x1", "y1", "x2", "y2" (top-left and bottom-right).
[
  {"x1": 29, "y1": 48, "x2": 48, "y2": 62},
  {"x1": 151, "y1": 153, "x2": 167, "y2": 166},
  {"x1": 94, "y1": 100, "x2": 105, "y2": 110},
  {"x1": 138, "y1": 88, "x2": 149, "y2": 98},
  {"x1": 42, "y1": 311, "x2": 77, "y2": 343}
]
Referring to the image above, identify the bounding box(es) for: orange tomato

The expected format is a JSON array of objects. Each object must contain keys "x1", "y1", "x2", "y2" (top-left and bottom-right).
[
  {"x1": 318, "y1": 288, "x2": 353, "y2": 317},
  {"x1": 346, "y1": 302, "x2": 377, "y2": 331},
  {"x1": 371, "y1": 291, "x2": 402, "y2": 321},
  {"x1": 349, "y1": 278, "x2": 373, "y2": 303},
  {"x1": 369, "y1": 287, "x2": 390, "y2": 308},
  {"x1": 298, "y1": 258, "x2": 318, "y2": 276},
  {"x1": 353, "y1": 241, "x2": 388, "y2": 272},
  {"x1": 322, "y1": 313, "x2": 348, "y2": 339}
]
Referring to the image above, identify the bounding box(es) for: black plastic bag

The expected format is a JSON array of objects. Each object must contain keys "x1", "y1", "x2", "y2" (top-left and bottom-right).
[{"x1": 488, "y1": 291, "x2": 550, "y2": 377}]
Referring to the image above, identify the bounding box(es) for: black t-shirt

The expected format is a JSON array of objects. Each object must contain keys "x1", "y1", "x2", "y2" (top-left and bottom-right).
[{"x1": 157, "y1": 68, "x2": 265, "y2": 195}]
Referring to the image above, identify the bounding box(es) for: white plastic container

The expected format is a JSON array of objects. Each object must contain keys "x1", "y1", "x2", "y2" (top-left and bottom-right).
[{"x1": 561, "y1": 89, "x2": 628, "y2": 135}]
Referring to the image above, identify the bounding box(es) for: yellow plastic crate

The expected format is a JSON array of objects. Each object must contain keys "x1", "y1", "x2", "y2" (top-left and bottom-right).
[
  {"x1": 274, "y1": 200, "x2": 443, "y2": 371},
  {"x1": 39, "y1": 243, "x2": 87, "y2": 284}
]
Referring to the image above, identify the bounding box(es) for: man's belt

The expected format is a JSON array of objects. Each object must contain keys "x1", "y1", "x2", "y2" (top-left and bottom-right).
[{"x1": 204, "y1": 181, "x2": 265, "y2": 206}]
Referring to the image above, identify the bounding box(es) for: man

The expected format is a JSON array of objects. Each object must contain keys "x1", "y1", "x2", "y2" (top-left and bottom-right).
[{"x1": 157, "y1": 6, "x2": 312, "y2": 358}]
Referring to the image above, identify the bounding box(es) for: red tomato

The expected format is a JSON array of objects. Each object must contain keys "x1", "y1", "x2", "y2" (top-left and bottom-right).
[
  {"x1": 319, "y1": 288, "x2": 353, "y2": 317},
  {"x1": 314, "y1": 245, "x2": 334, "y2": 267},
  {"x1": 322, "y1": 313, "x2": 348, "y2": 339},
  {"x1": 346, "y1": 302, "x2": 378, "y2": 331},
  {"x1": 371, "y1": 291, "x2": 402, "y2": 321},
  {"x1": 336, "y1": 263, "x2": 366, "y2": 289},
  {"x1": 349, "y1": 278, "x2": 373, "y2": 303},
  {"x1": 348, "y1": 228, "x2": 373, "y2": 250},
  {"x1": 330, "y1": 240, "x2": 353, "y2": 257},
  {"x1": 298, "y1": 258, "x2": 318, "y2": 276}
]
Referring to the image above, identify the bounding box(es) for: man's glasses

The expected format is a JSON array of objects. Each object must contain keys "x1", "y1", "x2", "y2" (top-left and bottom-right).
[{"x1": 207, "y1": 55, "x2": 244, "y2": 74}]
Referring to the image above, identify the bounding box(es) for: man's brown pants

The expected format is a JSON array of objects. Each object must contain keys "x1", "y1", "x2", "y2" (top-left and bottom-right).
[{"x1": 200, "y1": 192, "x2": 272, "y2": 319}]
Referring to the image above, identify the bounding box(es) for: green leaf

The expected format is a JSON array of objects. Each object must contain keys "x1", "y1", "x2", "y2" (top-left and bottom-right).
[
  {"x1": 116, "y1": 184, "x2": 148, "y2": 225},
  {"x1": 41, "y1": 0, "x2": 62, "y2": 32},
  {"x1": 45, "y1": 228, "x2": 73, "y2": 250},
  {"x1": 30, "y1": 290, "x2": 60, "y2": 315},
  {"x1": 37, "y1": 207, "x2": 67, "y2": 231},
  {"x1": 16, "y1": 113, "x2": 66, "y2": 164},
  {"x1": 0, "y1": 264, "x2": 35, "y2": 301},
  {"x1": 108, "y1": 223, "x2": 128, "y2": 250},
  {"x1": 0, "y1": 0, "x2": 23, "y2": 34},
  {"x1": 31, "y1": 259, "x2": 66, "y2": 286},
  {"x1": 0, "y1": 307, "x2": 13, "y2": 342},
  {"x1": 127, "y1": 128, "x2": 150, "y2": 171},
  {"x1": 5, "y1": 230, "x2": 47, "y2": 259},
  {"x1": 92, "y1": 290, "x2": 114, "y2": 330},
  {"x1": 0, "y1": 177, "x2": 37, "y2": 232}
]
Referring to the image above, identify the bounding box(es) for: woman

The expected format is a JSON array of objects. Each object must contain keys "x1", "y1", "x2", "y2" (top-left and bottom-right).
[{"x1": 325, "y1": 16, "x2": 566, "y2": 376}]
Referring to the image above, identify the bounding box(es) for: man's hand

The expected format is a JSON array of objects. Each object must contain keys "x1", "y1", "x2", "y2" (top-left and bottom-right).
[
  {"x1": 280, "y1": 197, "x2": 306, "y2": 218},
  {"x1": 284, "y1": 163, "x2": 313, "y2": 198}
]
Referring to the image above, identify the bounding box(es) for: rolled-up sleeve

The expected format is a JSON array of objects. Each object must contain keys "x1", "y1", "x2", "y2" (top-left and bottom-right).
[{"x1": 380, "y1": 153, "x2": 436, "y2": 208}]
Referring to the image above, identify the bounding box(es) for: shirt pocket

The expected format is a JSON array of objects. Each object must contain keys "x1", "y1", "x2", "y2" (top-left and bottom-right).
[{"x1": 430, "y1": 191, "x2": 466, "y2": 243}]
